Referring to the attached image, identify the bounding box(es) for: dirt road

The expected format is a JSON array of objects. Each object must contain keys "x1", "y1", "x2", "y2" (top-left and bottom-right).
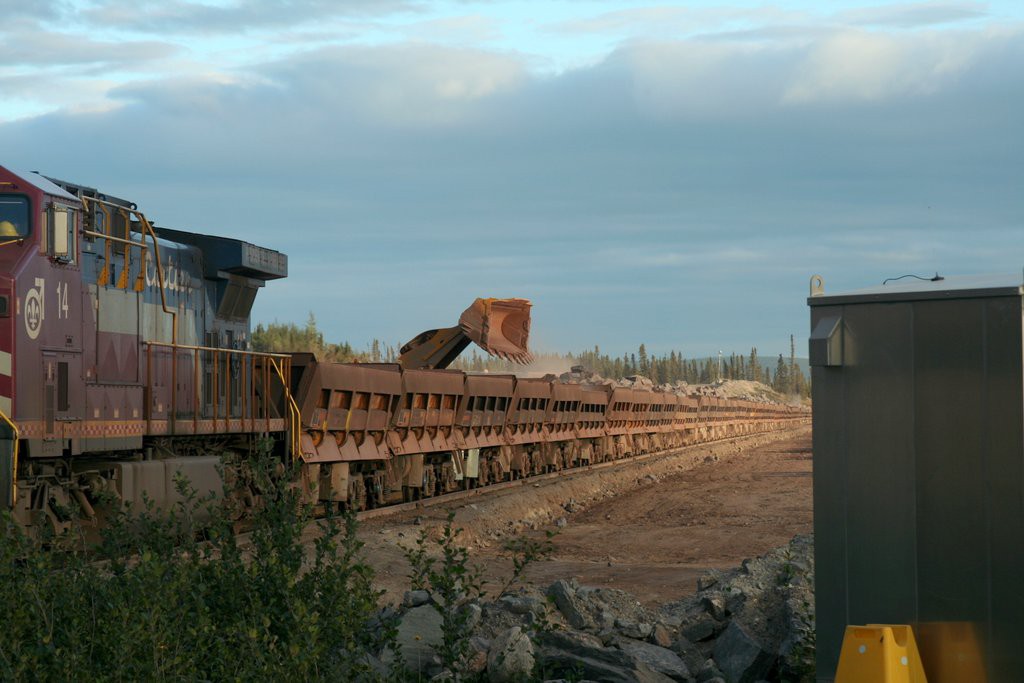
[{"x1": 359, "y1": 426, "x2": 812, "y2": 607}]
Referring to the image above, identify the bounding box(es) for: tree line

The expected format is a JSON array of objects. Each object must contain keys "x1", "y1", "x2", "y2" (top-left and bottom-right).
[{"x1": 252, "y1": 316, "x2": 810, "y2": 397}]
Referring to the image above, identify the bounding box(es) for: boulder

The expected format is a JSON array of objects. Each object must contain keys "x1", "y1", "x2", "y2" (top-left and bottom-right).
[
  {"x1": 712, "y1": 622, "x2": 776, "y2": 683},
  {"x1": 696, "y1": 658, "x2": 724, "y2": 682},
  {"x1": 681, "y1": 615, "x2": 720, "y2": 643},
  {"x1": 701, "y1": 595, "x2": 726, "y2": 620},
  {"x1": 403, "y1": 589, "x2": 431, "y2": 608},
  {"x1": 538, "y1": 630, "x2": 675, "y2": 683},
  {"x1": 617, "y1": 638, "x2": 692, "y2": 681},
  {"x1": 616, "y1": 619, "x2": 654, "y2": 640},
  {"x1": 488, "y1": 627, "x2": 535, "y2": 683},
  {"x1": 463, "y1": 636, "x2": 489, "y2": 676},
  {"x1": 394, "y1": 605, "x2": 443, "y2": 676},
  {"x1": 651, "y1": 623, "x2": 674, "y2": 648},
  {"x1": 461, "y1": 602, "x2": 482, "y2": 633},
  {"x1": 547, "y1": 579, "x2": 594, "y2": 630},
  {"x1": 498, "y1": 593, "x2": 547, "y2": 617}
]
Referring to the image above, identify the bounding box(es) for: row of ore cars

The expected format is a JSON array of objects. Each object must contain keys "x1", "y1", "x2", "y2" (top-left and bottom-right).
[{"x1": 290, "y1": 354, "x2": 808, "y2": 510}]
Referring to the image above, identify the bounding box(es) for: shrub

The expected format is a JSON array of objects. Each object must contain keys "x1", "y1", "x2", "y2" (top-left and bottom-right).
[{"x1": 0, "y1": 457, "x2": 391, "y2": 682}]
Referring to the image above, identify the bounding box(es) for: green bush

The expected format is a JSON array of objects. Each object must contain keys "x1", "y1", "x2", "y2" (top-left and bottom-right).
[{"x1": 0, "y1": 460, "x2": 395, "y2": 682}]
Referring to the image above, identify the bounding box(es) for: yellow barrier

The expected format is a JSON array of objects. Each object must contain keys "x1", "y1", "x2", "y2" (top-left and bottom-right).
[{"x1": 836, "y1": 624, "x2": 927, "y2": 683}]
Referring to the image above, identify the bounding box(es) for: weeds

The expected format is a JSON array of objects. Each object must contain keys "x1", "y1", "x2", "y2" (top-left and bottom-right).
[{"x1": 0, "y1": 453, "x2": 391, "y2": 682}]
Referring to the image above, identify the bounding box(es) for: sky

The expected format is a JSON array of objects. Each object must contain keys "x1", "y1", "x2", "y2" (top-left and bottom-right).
[{"x1": 1, "y1": 1, "x2": 1022, "y2": 359}]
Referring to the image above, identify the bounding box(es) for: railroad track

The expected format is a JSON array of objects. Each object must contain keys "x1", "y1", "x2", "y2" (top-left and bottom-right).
[{"x1": 356, "y1": 420, "x2": 812, "y2": 522}]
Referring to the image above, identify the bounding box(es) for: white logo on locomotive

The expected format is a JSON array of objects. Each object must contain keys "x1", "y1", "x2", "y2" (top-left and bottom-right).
[
  {"x1": 24, "y1": 277, "x2": 44, "y2": 340},
  {"x1": 145, "y1": 257, "x2": 188, "y2": 292}
]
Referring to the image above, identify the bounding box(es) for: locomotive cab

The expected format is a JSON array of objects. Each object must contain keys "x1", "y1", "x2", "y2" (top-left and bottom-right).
[
  {"x1": 0, "y1": 165, "x2": 295, "y2": 528},
  {"x1": 0, "y1": 168, "x2": 84, "y2": 506}
]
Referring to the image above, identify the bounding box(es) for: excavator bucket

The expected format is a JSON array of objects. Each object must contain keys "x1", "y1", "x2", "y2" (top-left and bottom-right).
[
  {"x1": 459, "y1": 297, "x2": 533, "y2": 364},
  {"x1": 398, "y1": 297, "x2": 533, "y2": 370}
]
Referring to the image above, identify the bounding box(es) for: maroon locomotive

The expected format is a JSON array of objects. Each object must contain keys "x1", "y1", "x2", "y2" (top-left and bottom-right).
[{"x1": 0, "y1": 166, "x2": 807, "y2": 530}]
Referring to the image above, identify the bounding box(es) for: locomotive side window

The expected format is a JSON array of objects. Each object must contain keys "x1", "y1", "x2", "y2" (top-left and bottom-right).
[
  {"x1": 47, "y1": 205, "x2": 77, "y2": 264},
  {"x1": 0, "y1": 195, "x2": 29, "y2": 239}
]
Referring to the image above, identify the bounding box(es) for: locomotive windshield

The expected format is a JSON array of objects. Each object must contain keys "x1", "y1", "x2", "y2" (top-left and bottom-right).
[{"x1": 0, "y1": 195, "x2": 29, "y2": 238}]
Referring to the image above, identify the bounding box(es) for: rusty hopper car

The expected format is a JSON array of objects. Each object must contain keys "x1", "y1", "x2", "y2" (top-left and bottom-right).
[{"x1": 0, "y1": 166, "x2": 808, "y2": 528}]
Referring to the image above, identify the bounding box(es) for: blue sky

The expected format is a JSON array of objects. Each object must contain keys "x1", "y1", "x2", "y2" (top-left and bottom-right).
[{"x1": 2, "y1": 1, "x2": 1023, "y2": 360}]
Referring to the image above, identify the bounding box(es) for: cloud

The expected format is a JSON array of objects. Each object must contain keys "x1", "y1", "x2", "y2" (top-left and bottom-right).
[
  {"x1": 400, "y1": 14, "x2": 502, "y2": 44},
  {"x1": 840, "y1": 2, "x2": 988, "y2": 28},
  {"x1": 0, "y1": 21, "x2": 177, "y2": 67},
  {"x1": 80, "y1": 0, "x2": 420, "y2": 34},
  {"x1": 782, "y1": 28, "x2": 985, "y2": 103},
  {"x1": 0, "y1": 22, "x2": 1021, "y2": 355},
  {"x1": 550, "y1": 6, "x2": 802, "y2": 37}
]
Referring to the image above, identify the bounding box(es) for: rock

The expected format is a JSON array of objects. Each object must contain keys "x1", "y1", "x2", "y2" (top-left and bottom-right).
[
  {"x1": 464, "y1": 637, "x2": 489, "y2": 675},
  {"x1": 404, "y1": 589, "x2": 431, "y2": 608},
  {"x1": 618, "y1": 638, "x2": 692, "y2": 681},
  {"x1": 651, "y1": 623, "x2": 674, "y2": 648},
  {"x1": 696, "y1": 658, "x2": 724, "y2": 682},
  {"x1": 539, "y1": 631, "x2": 675, "y2": 683},
  {"x1": 499, "y1": 594, "x2": 547, "y2": 617},
  {"x1": 697, "y1": 575, "x2": 719, "y2": 591},
  {"x1": 616, "y1": 619, "x2": 654, "y2": 639},
  {"x1": 547, "y1": 579, "x2": 594, "y2": 630},
  {"x1": 724, "y1": 590, "x2": 746, "y2": 616},
  {"x1": 670, "y1": 635, "x2": 705, "y2": 677},
  {"x1": 701, "y1": 595, "x2": 726, "y2": 620},
  {"x1": 394, "y1": 605, "x2": 443, "y2": 676},
  {"x1": 555, "y1": 516, "x2": 568, "y2": 528},
  {"x1": 682, "y1": 615, "x2": 719, "y2": 643},
  {"x1": 712, "y1": 622, "x2": 776, "y2": 683},
  {"x1": 488, "y1": 627, "x2": 535, "y2": 683},
  {"x1": 462, "y1": 602, "x2": 482, "y2": 633}
]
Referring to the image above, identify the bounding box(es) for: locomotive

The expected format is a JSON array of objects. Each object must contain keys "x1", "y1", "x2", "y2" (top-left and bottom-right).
[{"x1": 0, "y1": 166, "x2": 806, "y2": 531}]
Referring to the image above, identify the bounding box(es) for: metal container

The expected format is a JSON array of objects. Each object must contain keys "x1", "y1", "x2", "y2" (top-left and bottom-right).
[{"x1": 808, "y1": 273, "x2": 1024, "y2": 682}]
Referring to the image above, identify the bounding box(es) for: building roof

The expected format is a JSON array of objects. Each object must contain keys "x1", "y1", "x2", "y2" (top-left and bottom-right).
[{"x1": 807, "y1": 272, "x2": 1024, "y2": 306}]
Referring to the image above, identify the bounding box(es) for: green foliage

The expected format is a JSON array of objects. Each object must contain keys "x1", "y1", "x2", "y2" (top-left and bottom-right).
[
  {"x1": 402, "y1": 511, "x2": 486, "y2": 676},
  {"x1": 402, "y1": 513, "x2": 557, "y2": 678},
  {"x1": 252, "y1": 313, "x2": 398, "y2": 364},
  {"x1": 0, "y1": 457, "x2": 392, "y2": 681}
]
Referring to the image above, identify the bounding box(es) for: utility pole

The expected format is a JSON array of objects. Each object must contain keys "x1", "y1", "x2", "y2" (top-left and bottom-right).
[
  {"x1": 790, "y1": 334, "x2": 796, "y2": 395},
  {"x1": 718, "y1": 349, "x2": 723, "y2": 381}
]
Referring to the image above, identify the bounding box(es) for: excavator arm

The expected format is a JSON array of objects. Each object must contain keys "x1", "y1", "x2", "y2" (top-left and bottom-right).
[{"x1": 398, "y1": 298, "x2": 533, "y2": 370}]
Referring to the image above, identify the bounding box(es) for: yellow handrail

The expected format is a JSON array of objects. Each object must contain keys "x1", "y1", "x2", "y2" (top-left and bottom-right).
[
  {"x1": 0, "y1": 406, "x2": 20, "y2": 507},
  {"x1": 269, "y1": 357, "x2": 302, "y2": 461}
]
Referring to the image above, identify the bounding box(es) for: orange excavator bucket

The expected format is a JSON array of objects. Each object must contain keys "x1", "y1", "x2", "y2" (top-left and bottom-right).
[
  {"x1": 398, "y1": 297, "x2": 533, "y2": 370},
  {"x1": 458, "y1": 298, "x2": 533, "y2": 364}
]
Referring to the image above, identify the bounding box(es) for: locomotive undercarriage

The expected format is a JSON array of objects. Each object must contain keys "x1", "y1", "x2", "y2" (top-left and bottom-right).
[
  {"x1": 11, "y1": 434, "x2": 283, "y2": 536},
  {"x1": 9, "y1": 416, "x2": 800, "y2": 531}
]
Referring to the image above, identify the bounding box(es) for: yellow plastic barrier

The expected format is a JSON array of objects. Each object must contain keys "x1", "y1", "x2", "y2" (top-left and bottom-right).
[
  {"x1": 917, "y1": 622, "x2": 986, "y2": 683},
  {"x1": 835, "y1": 624, "x2": 927, "y2": 683}
]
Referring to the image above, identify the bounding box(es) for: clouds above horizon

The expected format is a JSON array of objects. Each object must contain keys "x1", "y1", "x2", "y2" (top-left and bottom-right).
[{"x1": 1, "y1": 1, "x2": 1022, "y2": 357}]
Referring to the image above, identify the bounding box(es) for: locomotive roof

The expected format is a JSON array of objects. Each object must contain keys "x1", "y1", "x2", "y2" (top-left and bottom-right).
[{"x1": 5, "y1": 168, "x2": 79, "y2": 203}]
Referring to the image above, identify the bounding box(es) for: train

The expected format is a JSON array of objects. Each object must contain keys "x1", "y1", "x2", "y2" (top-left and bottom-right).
[{"x1": 0, "y1": 166, "x2": 807, "y2": 531}]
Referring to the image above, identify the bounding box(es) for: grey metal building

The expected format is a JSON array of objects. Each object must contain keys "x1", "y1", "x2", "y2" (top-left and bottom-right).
[{"x1": 808, "y1": 273, "x2": 1024, "y2": 682}]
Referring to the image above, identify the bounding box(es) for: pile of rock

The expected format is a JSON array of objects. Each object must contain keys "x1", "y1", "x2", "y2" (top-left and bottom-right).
[{"x1": 384, "y1": 535, "x2": 815, "y2": 682}]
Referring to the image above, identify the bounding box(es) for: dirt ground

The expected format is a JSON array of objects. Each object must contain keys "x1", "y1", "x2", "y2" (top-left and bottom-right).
[{"x1": 358, "y1": 426, "x2": 812, "y2": 608}]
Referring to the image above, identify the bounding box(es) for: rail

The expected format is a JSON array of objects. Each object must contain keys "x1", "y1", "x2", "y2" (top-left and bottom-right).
[
  {"x1": 269, "y1": 357, "x2": 303, "y2": 461},
  {"x1": 78, "y1": 196, "x2": 301, "y2": 460},
  {"x1": 0, "y1": 405, "x2": 19, "y2": 508},
  {"x1": 144, "y1": 341, "x2": 301, "y2": 459}
]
